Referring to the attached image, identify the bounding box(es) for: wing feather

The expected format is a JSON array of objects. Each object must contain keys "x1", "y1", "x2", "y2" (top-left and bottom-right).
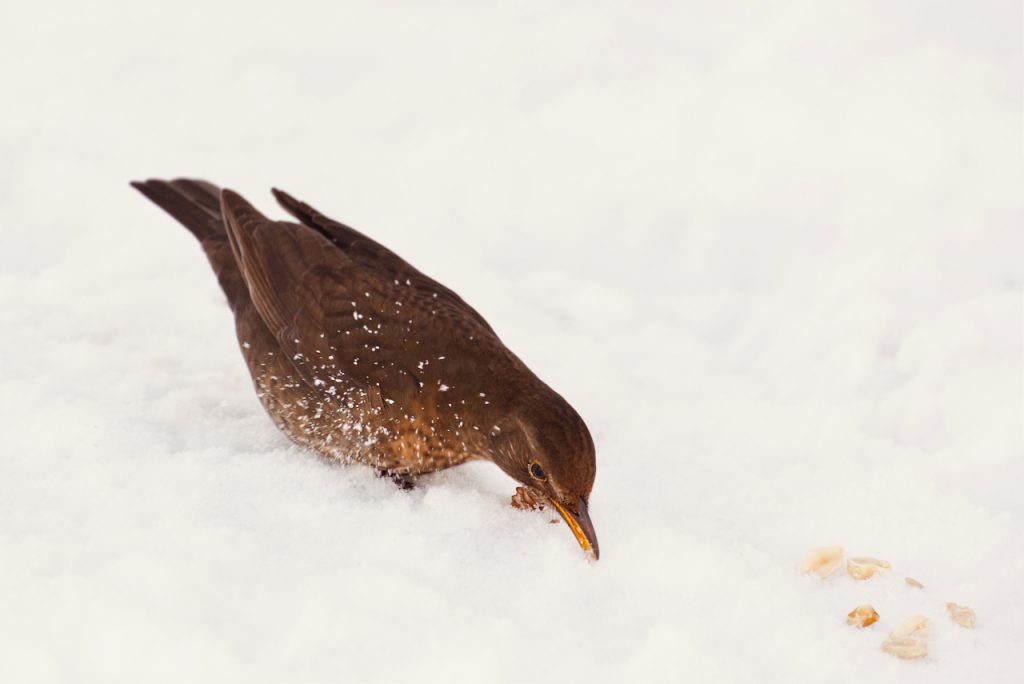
[{"x1": 219, "y1": 189, "x2": 507, "y2": 408}]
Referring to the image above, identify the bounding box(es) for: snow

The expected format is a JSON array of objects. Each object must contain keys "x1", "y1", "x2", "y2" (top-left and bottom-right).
[{"x1": 1, "y1": 1, "x2": 1021, "y2": 682}]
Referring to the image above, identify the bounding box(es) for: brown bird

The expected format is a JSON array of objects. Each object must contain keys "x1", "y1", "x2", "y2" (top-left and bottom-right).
[{"x1": 131, "y1": 179, "x2": 599, "y2": 558}]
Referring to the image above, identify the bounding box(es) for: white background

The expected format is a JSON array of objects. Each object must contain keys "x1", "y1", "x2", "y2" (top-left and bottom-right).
[{"x1": 1, "y1": 1, "x2": 1021, "y2": 682}]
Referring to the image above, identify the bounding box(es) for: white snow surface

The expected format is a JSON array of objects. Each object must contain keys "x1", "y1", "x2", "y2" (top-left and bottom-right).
[{"x1": 1, "y1": 2, "x2": 1021, "y2": 682}]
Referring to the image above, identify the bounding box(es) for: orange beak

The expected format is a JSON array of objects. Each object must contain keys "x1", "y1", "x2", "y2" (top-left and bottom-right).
[{"x1": 548, "y1": 496, "x2": 600, "y2": 560}]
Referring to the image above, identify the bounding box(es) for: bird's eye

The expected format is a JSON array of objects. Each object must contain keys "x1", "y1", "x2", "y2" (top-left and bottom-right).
[{"x1": 529, "y1": 461, "x2": 546, "y2": 481}]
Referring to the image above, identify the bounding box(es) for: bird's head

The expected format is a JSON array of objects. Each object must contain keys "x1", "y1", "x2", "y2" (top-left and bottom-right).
[{"x1": 488, "y1": 392, "x2": 599, "y2": 559}]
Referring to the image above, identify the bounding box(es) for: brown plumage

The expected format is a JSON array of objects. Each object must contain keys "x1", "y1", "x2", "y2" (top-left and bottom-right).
[{"x1": 131, "y1": 179, "x2": 599, "y2": 558}]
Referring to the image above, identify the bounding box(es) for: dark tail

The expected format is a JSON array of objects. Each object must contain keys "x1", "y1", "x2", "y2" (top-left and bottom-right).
[
  {"x1": 131, "y1": 178, "x2": 248, "y2": 309},
  {"x1": 130, "y1": 178, "x2": 226, "y2": 242}
]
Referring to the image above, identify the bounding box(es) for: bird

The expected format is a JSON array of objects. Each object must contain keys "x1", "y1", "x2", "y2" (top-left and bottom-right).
[{"x1": 131, "y1": 179, "x2": 599, "y2": 559}]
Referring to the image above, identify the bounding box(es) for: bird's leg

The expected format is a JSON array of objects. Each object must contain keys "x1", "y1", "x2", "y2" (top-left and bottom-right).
[
  {"x1": 511, "y1": 485, "x2": 546, "y2": 511},
  {"x1": 377, "y1": 469, "x2": 416, "y2": 490}
]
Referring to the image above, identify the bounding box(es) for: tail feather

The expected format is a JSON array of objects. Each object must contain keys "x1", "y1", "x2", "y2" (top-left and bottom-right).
[
  {"x1": 168, "y1": 178, "x2": 222, "y2": 217},
  {"x1": 131, "y1": 177, "x2": 248, "y2": 310},
  {"x1": 130, "y1": 179, "x2": 224, "y2": 242}
]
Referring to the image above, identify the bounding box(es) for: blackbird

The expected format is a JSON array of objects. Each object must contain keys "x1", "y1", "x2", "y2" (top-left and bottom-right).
[{"x1": 131, "y1": 179, "x2": 599, "y2": 558}]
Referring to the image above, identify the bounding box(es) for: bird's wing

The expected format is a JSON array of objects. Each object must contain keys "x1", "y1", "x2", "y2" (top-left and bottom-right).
[
  {"x1": 271, "y1": 187, "x2": 496, "y2": 334},
  {"x1": 219, "y1": 189, "x2": 502, "y2": 404}
]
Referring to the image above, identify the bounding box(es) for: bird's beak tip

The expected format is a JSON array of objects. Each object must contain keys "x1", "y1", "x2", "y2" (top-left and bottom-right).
[{"x1": 549, "y1": 496, "x2": 600, "y2": 561}]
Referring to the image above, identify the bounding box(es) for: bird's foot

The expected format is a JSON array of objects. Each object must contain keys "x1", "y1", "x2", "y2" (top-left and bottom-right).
[
  {"x1": 378, "y1": 469, "x2": 416, "y2": 490},
  {"x1": 511, "y1": 485, "x2": 546, "y2": 511}
]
